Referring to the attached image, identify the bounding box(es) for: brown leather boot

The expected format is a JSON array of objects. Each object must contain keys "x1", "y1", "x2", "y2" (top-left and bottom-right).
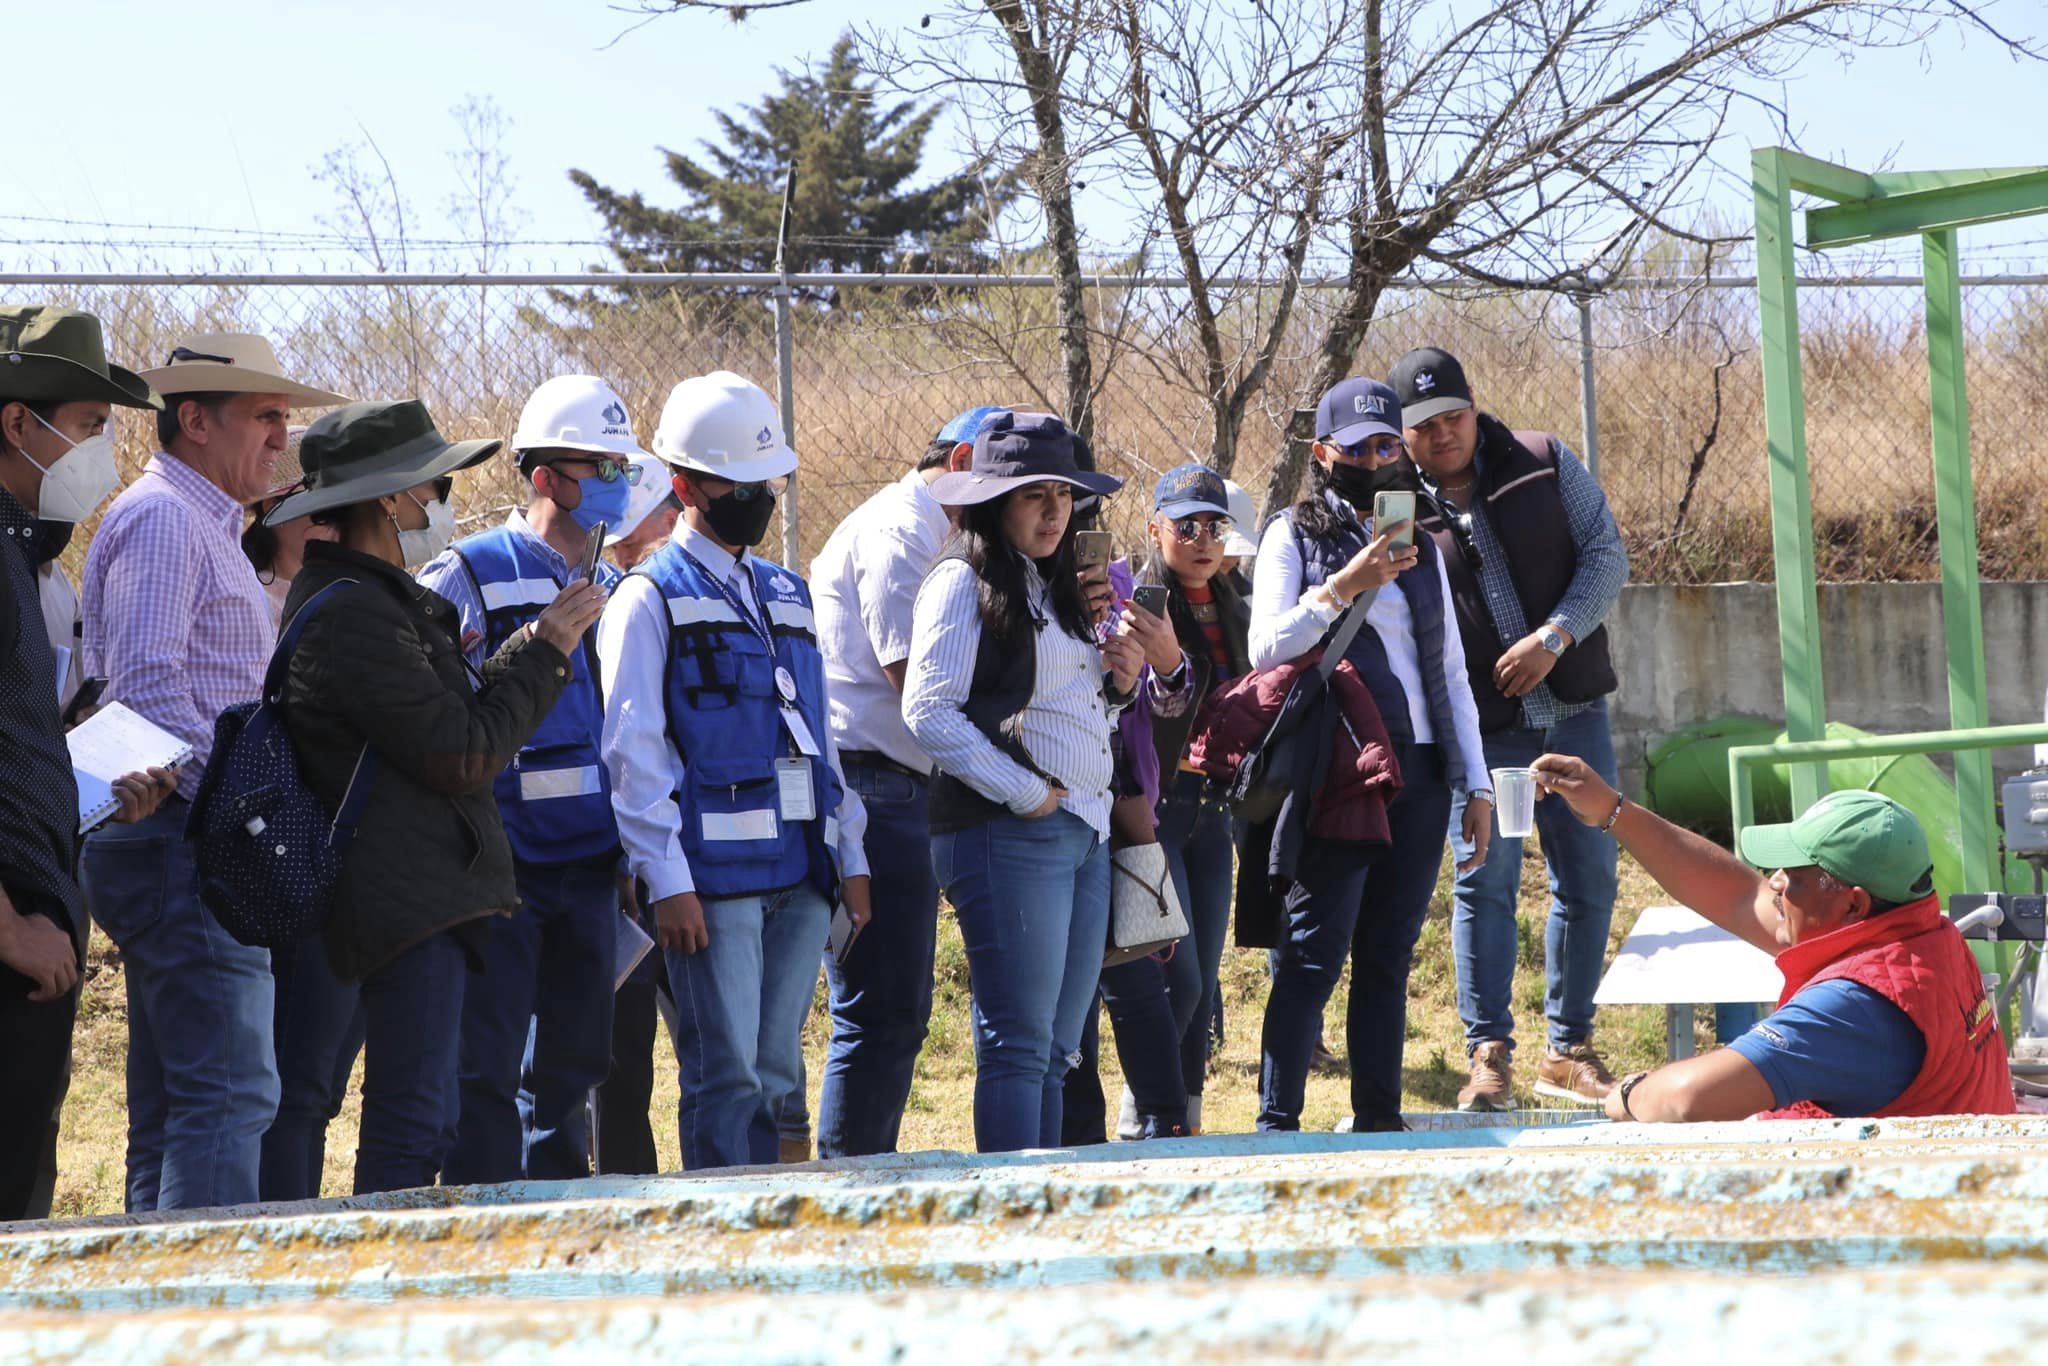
[{"x1": 1455, "y1": 1040, "x2": 1515, "y2": 1113}]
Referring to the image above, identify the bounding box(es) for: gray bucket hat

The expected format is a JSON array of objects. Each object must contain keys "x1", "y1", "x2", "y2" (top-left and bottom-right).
[{"x1": 263, "y1": 400, "x2": 498, "y2": 525}]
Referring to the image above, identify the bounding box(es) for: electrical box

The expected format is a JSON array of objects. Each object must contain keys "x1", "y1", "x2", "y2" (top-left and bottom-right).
[{"x1": 2002, "y1": 772, "x2": 2048, "y2": 856}]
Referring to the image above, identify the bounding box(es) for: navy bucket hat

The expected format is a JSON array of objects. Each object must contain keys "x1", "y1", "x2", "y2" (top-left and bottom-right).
[{"x1": 928, "y1": 411, "x2": 1124, "y2": 506}]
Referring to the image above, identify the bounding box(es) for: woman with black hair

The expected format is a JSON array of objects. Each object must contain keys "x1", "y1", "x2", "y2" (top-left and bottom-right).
[
  {"x1": 903, "y1": 412, "x2": 1145, "y2": 1153},
  {"x1": 1249, "y1": 378, "x2": 1494, "y2": 1134},
  {"x1": 242, "y1": 427, "x2": 334, "y2": 629}
]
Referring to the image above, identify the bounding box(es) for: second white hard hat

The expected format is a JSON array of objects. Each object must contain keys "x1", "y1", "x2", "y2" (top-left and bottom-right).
[
  {"x1": 513, "y1": 374, "x2": 649, "y2": 458},
  {"x1": 652, "y1": 370, "x2": 798, "y2": 483}
]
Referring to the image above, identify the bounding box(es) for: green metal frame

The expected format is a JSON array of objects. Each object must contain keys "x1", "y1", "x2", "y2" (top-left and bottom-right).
[{"x1": 1748, "y1": 150, "x2": 2048, "y2": 888}]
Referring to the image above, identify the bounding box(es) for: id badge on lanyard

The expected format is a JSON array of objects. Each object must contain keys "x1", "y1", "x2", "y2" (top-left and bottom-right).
[{"x1": 774, "y1": 664, "x2": 820, "y2": 756}]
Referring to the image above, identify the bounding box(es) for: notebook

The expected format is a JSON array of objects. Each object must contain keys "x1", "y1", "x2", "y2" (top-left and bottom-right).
[{"x1": 68, "y1": 701, "x2": 193, "y2": 834}]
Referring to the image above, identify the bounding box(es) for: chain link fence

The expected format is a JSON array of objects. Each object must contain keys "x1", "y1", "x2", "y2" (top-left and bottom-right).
[{"x1": 12, "y1": 269, "x2": 2044, "y2": 582}]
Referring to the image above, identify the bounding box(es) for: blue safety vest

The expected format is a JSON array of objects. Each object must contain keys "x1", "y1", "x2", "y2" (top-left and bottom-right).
[
  {"x1": 452, "y1": 524, "x2": 623, "y2": 867},
  {"x1": 636, "y1": 539, "x2": 842, "y2": 900}
]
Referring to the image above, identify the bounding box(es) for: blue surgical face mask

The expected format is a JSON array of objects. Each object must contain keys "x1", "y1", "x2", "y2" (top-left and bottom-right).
[{"x1": 566, "y1": 471, "x2": 632, "y2": 531}]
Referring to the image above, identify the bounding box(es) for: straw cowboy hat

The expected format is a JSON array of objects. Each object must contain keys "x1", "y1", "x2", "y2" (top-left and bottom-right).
[
  {"x1": 263, "y1": 400, "x2": 499, "y2": 525},
  {"x1": 0, "y1": 305, "x2": 161, "y2": 410},
  {"x1": 139, "y1": 332, "x2": 349, "y2": 407}
]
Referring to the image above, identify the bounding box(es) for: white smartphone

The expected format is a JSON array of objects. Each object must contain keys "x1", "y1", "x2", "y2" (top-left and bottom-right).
[{"x1": 1373, "y1": 491, "x2": 1416, "y2": 549}]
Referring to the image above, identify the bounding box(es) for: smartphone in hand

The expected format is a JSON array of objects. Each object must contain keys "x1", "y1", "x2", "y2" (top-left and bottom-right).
[
  {"x1": 62, "y1": 676, "x2": 109, "y2": 727},
  {"x1": 828, "y1": 901, "x2": 863, "y2": 965},
  {"x1": 580, "y1": 521, "x2": 607, "y2": 581},
  {"x1": 1131, "y1": 584, "x2": 1169, "y2": 617},
  {"x1": 1074, "y1": 529, "x2": 1112, "y2": 571},
  {"x1": 1373, "y1": 491, "x2": 1416, "y2": 550}
]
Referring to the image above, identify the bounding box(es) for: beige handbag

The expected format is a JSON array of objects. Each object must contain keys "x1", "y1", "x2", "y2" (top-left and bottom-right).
[{"x1": 1106, "y1": 840, "x2": 1190, "y2": 967}]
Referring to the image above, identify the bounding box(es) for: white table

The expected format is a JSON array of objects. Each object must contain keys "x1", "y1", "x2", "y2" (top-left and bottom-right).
[{"x1": 1594, "y1": 905, "x2": 1783, "y2": 1059}]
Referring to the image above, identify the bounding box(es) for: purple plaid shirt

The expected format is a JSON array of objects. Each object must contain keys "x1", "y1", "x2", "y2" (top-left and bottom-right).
[{"x1": 82, "y1": 452, "x2": 273, "y2": 797}]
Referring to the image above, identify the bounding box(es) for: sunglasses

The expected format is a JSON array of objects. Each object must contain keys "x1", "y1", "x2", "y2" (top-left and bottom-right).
[
  {"x1": 1163, "y1": 515, "x2": 1233, "y2": 544},
  {"x1": 1333, "y1": 434, "x2": 1407, "y2": 461},
  {"x1": 724, "y1": 475, "x2": 789, "y2": 503},
  {"x1": 167, "y1": 345, "x2": 238, "y2": 365},
  {"x1": 546, "y1": 456, "x2": 641, "y2": 485}
]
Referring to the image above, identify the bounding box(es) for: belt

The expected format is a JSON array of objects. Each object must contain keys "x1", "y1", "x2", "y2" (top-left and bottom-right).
[{"x1": 839, "y1": 749, "x2": 928, "y2": 782}]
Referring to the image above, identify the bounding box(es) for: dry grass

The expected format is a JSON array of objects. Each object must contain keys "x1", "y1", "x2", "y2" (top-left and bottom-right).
[
  {"x1": 54, "y1": 834, "x2": 1682, "y2": 1214},
  {"x1": 37, "y1": 275, "x2": 2048, "y2": 591}
]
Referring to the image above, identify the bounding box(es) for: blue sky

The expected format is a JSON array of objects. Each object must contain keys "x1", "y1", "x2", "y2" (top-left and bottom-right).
[{"x1": 3, "y1": 0, "x2": 2044, "y2": 273}]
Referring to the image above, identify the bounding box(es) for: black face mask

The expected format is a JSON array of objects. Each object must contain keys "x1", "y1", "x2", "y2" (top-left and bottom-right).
[
  {"x1": 1324, "y1": 456, "x2": 1417, "y2": 508},
  {"x1": 700, "y1": 485, "x2": 779, "y2": 548},
  {"x1": 29, "y1": 518, "x2": 74, "y2": 566}
]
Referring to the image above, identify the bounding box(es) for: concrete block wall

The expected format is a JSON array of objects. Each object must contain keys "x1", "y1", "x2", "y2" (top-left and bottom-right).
[{"x1": 1606, "y1": 582, "x2": 2048, "y2": 790}]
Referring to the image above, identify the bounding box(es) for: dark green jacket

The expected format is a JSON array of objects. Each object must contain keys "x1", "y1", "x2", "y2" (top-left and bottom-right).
[{"x1": 282, "y1": 542, "x2": 570, "y2": 981}]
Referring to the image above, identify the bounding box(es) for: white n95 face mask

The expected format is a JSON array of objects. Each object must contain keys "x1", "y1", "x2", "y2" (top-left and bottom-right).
[
  {"x1": 26, "y1": 412, "x2": 121, "y2": 523},
  {"x1": 398, "y1": 492, "x2": 457, "y2": 568}
]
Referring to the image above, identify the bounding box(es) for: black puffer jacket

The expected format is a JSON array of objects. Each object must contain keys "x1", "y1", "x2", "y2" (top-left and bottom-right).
[{"x1": 282, "y1": 542, "x2": 570, "y2": 981}]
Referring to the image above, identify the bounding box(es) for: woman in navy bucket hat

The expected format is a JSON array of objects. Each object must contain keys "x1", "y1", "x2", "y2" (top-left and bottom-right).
[
  {"x1": 1246, "y1": 378, "x2": 1495, "y2": 1133},
  {"x1": 904, "y1": 412, "x2": 1146, "y2": 1152}
]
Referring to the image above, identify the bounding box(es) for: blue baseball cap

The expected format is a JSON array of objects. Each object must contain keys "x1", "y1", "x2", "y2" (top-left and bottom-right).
[
  {"x1": 1315, "y1": 377, "x2": 1403, "y2": 447},
  {"x1": 1153, "y1": 462, "x2": 1231, "y2": 519},
  {"x1": 936, "y1": 405, "x2": 1007, "y2": 446}
]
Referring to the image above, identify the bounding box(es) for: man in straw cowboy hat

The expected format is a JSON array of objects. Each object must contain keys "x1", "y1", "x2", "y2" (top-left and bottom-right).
[
  {"x1": 78, "y1": 332, "x2": 348, "y2": 1212},
  {"x1": 0, "y1": 306, "x2": 178, "y2": 1219}
]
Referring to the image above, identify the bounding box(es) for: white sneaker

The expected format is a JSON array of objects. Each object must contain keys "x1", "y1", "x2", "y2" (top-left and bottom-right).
[{"x1": 1116, "y1": 1085, "x2": 1142, "y2": 1141}]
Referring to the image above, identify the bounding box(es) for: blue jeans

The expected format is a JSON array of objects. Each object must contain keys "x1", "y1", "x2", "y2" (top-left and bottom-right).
[
  {"x1": 665, "y1": 883, "x2": 830, "y2": 1170},
  {"x1": 934, "y1": 810, "x2": 1109, "y2": 1153},
  {"x1": 1098, "y1": 951, "x2": 1188, "y2": 1132},
  {"x1": 1155, "y1": 774, "x2": 1237, "y2": 1097},
  {"x1": 355, "y1": 930, "x2": 469, "y2": 1194},
  {"x1": 818, "y1": 763, "x2": 937, "y2": 1158},
  {"x1": 261, "y1": 933, "x2": 365, "y2": 1201},
  {"x1": 80, "y1": 798, "x2": 279, "y2": 1212},
  {"x1": 1260, "y1": 743, "x2": 1452, "y2": 1131},
  {"x1": 444, "y1": 857, "x2": 618, "y2": 1184},
  {"x1": 1448, "y1": 700, "x2": 1620, "y2": 1055}
]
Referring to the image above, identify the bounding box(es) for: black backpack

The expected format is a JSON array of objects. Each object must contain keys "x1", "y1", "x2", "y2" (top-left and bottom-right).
[{"x1": 185, "y1": 580, "x2": 380, "y2": 948}]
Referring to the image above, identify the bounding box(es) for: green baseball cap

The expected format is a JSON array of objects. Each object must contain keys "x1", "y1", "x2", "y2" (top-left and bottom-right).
[{"x1": 1737, "y1": 789, "x2": 1935, "y2": 904}]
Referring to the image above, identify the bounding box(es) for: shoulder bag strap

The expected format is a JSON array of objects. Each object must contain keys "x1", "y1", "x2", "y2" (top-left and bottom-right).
[{"x1": 1316, "y1": 591, "x2": 1372, "y2": 683}]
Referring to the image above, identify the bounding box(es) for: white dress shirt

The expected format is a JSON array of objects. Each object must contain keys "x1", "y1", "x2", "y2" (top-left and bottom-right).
[
  {"x1": 809, "y1": 471, "x2": 951, "y2": 774},
  {"x1": 903, "y1": 554, "x2": 1118, "y2": 837},
  {"x1": 1249, "y1": 511, "x2": 1491, "y2": 796},
  {"x1": 596, "y1": 521, "x2": 869, "y2": 903}
]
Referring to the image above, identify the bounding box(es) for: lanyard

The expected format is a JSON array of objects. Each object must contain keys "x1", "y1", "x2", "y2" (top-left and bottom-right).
[{"x1": 682, "y1": 547, "x2": 776, "y2": 655}]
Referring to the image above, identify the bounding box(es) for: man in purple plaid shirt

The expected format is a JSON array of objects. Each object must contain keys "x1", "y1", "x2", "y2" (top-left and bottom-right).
[{"x1": 79, "y1": 333, "x2": 347, "y2": 1212}]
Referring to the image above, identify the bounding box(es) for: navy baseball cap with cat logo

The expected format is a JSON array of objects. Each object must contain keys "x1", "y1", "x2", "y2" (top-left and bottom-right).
[{"x1": 1315, "y1": 377, "x2": 1404, "y2": 448}]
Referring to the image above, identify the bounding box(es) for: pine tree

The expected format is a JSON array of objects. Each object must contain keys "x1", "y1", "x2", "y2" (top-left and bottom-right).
[{"x1": 569, "y1": 32, "x2": 1001, "y2": 297}]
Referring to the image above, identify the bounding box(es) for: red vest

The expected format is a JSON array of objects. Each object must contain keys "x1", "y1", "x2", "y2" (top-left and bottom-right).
[{"x1": 1760, "y1": 895, "x2": 2015, "y2": 1120}]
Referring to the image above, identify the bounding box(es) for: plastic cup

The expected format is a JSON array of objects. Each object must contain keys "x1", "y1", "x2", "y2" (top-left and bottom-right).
[{"x1": 1491, "y1": 766, "x2": 1537, "y2": 838}]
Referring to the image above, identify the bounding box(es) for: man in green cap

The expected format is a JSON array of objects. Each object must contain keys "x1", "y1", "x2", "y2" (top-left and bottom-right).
[
  {"x1": 1532, "y1": 754, "x2": 2016, "y2": 1122},
  {"x1": 0, "y1": 305, "x2": 179, "y2": 1219}
]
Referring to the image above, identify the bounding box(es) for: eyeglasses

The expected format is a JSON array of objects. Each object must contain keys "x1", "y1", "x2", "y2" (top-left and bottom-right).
[
  {"x1": 546, "y1": 456, "x2": 640, "y2": 485},
  {"x1": 1334, "y1": 434, "x2": 1406, "y2": 461},
  {"x1": 725, "y1": 475, "x2": 789, "y2": 503},
  {"x1": 1436, "y1": 495, "x2": 1483, "y2": 571},
  {"x1": 1164, "y1": 515, "x2": 1234, "y2": 544},
  {"x1": 166, "y1": 345, "x2": 238, "y2": 365}
]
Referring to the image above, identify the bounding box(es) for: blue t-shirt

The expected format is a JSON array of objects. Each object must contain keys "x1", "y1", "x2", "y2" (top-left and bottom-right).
[{"x1": 1726, "y1": 979, "x2": 1926, "y2": 1115}]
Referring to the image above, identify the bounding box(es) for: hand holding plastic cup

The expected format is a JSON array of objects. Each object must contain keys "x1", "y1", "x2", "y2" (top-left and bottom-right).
[{"x1": 1491, "y1": 766, "x2": 1537, "y2": 838}]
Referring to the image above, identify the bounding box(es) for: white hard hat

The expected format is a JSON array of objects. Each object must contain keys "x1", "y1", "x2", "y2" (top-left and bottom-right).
[
  {"x1": 652, "y1": 370, "x2": 798, "y2": 482},
  {"x1": 512, "y1": 375, "x2": 648, "y2": 458},
  {"x1": 605, "y1": 454, "x2": 677, "y2": 546},
  {"x1": 1221, "y1": 478, "x2": 1260, "y2": 558}
]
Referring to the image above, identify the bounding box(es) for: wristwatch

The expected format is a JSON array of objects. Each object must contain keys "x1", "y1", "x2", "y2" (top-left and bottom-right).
[{"x1": 1538, "y1": 625, "x2": 1568, "y2": 655}]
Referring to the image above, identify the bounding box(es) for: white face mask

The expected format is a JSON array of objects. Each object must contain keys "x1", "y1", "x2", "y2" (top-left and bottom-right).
[
  {"x1": 25, "y1": 412, "x2": 120, "y2": 523},
  {"x1": 397, "y1": 491, "x2": 456, "y2": 568}
]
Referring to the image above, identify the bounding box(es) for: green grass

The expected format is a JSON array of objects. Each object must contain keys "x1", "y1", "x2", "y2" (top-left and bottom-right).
[{"x1": 54, "y1": 835, "x2": 1678, "y2": 1214}]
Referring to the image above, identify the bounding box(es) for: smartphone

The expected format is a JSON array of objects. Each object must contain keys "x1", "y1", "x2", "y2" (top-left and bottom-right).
[
  {"x1": 1131, "y1": 585, "x2": 1169, "y2": 618},
  {"x1": 1373, "y1": 491, "x2": 1416, "y2": 550},
  {"x1": 580, "y1": 521, "x2": 607, "y2": 581},
  {"x1": 62, "y1": 676, "x2": 108, "y2": 727},
  {"x1": 1074, "y1": 529, "x2": 1112, "y2": 571},
  {"x1": 828, "y1": 901, "x2": 864, "y2": 965}
]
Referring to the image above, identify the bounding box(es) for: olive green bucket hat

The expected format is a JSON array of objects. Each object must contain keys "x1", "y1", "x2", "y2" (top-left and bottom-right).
[
  {"x1": 262, "y1": 400, "x2": 499, "y2": 525},
  {"x1": 0, "y1": 305, "x2": 162, "y2": 410}
]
